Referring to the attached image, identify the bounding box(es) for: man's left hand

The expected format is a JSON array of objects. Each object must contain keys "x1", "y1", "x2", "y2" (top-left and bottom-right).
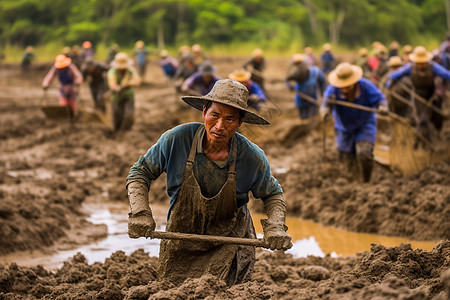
[
  {"x1": 378, "y1": 105, "x2": 389, "y2": 115},
  {"x1": 261, "y1": 219, "x2": 292, "y2": 250}
]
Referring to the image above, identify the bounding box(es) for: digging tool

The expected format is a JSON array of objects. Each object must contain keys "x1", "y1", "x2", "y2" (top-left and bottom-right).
[
  {"x1": 39, "y1": 89, "x2": 71, "y2": 119},
  {"x1": 326, "y1": 99, "x2": 436, "y2": 151},
  {"x1": 397, "y1": 82, "x2": 449, "y2": 118},
  {"x1": 147, "y1": 231, "x2": 268, "y2": 247}
]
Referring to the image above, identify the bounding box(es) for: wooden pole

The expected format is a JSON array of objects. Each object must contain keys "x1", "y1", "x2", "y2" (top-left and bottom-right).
[{"x1": 148, "y1": 231, "x2": 267, "y2": 247}]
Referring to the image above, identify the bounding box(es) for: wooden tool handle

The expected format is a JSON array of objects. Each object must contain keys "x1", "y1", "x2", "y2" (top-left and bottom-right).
[{"x1": 148, "y1": 231, "x2": 267, "y2": 247}]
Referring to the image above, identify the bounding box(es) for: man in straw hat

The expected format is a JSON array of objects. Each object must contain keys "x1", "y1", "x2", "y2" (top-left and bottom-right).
[
  {"x1": 321, "y1": 63, "x2": 388, "y2": 182},
  {"x1": 42, "y1": 54, "x2": 83, "y2": 119},
  {"x1": 133, "y1": 40, "x2": 150, "y2": 78},
  {"x1": 21, "y1": 46, "x2": 35, "y2": 72},
  {"x1": 107, "y1": 52, "x2": 141, "y2": 133},
  {"x1": 126, "y1": 79, "x2": 292, "y2": 285},
  {"x1": 243, "y1": 48, "x2": 266, "y2": 89},
  {"x1": 286, "y1": 53, "x2": 326, "y2": 119},
  {"x1": 158, "y1": 49, "x2": 179, "y2": 83},
  {"x1": 181, "y1": 61, "x2": 220, "y2": 95},
  {"x1": 387, "y1": 45, "x2": 450, "y2": 135},
  {"x1": 229, "y1": 69, "x2": 266, "y2": 111}
]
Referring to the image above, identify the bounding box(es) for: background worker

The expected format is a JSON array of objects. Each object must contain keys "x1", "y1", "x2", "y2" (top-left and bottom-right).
[
  {"x1": 21, "y1": 46, "x2": 35, "y2": 72},
  {"x1": 286, "y1": 53, "x2": 326, "y2": 119},
  {"x1": 42, "y1": 54, "x2": 83, "y2": 119},
  {"x1": 243, "y1": 48, "x2": 266, "y2": 90},
  {"x1": 82, "y1": 58, "x2": 110, "y2": 112},
  {"x1": 133, "y1": 40, "x2": 149, "y2": 79},
  {"x1": 107, "y1": 52, "x2": 141, "y2": 134},
  {"x1": 81, "y1": 41, "x2": 95, "y2": 65},
  {"x1": 229, "y1": 69, "x2": 266, "y2": 111},
  {"x1": 126, "y1": 79, "x2": 292, "y2": 286},
  {"x1": 387, "y1": 46, "x2": 450, "y2": 139},
  {"x1": 181, "y1": 61, "x2": 220, "y2": 96},
  {"x1": 191, "y1": 44, "x2": 208, "y2": 68},
  {"x1": 320, "y1": 43, "x2": 336, "y2": 74},
  {"x1": 158, "y1": 49, "x2": 179, "y2": 83},
  {"x1": 321, "y1": 63, "x2": 388, "y2": 182}
]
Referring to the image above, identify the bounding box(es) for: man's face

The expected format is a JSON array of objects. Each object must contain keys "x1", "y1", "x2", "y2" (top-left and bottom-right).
[
  {"x1": 202, "y1": 102, "x2": 242, "y2": 146},
  {"x1": 340, "y1": 84, "x2": 355, "y2": 96},
  {"x1": 416, "y1": 62, "x2": 428, "y2": 71}
]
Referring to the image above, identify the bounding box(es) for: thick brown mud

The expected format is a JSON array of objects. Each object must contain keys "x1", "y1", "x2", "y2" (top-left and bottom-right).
[{"x1": 0, "y1": 57, "x2": 449, "y2": 299}]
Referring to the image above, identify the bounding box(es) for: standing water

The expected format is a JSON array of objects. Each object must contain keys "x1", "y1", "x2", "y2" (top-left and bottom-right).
[{"x1": 0, "y1": 201, "x2": 438, "y2": 271}]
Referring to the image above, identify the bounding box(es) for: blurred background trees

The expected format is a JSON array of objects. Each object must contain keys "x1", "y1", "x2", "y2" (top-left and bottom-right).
[{"x1": 0, "y1": 0, "x2": 448, "y2": 52}]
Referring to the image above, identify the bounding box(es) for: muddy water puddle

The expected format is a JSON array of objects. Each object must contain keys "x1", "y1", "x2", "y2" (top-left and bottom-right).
[{"x1": 1, "y1": 201, "x2": 438, "y2": 271}]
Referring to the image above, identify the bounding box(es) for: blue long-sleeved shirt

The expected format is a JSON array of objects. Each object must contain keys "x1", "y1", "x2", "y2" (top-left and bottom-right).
[
  {"x1": 248, "y1": 81, "x2": 266, "y2": 101},
  {"x1": 182, "y1": 72, "x2": 220, "y2": 95},
  {"x1": 386, "y1": 61, "x2": 450, "y2": 88},
  {"x1": 286, "y1": 66, "x2": 326, "y2": 107},
  {"x1": 322, "y1": 78, "x2": 386, "y2": 133},
  {"x1": 127, "y1": 123, "x2": 282, "y2": 218}
]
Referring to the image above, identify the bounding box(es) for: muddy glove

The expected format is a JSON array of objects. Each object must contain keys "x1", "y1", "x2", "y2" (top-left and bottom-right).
[
  {"x1": 377, "y1": 104, "x2": 389, "y2": 116},
  {"x1": 127, "y1": 181, "x2": 156, "y2": 238},
  {"x1": 261, "y1": 194, "x2": 292, "y2": 251}
]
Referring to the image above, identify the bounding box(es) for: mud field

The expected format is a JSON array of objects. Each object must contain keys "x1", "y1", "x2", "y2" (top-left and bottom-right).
[{"x1": 0, "y1": 56, "x2": 449, "y2": 299}]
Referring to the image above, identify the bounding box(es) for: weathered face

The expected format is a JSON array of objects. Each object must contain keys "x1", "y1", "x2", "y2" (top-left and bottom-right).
[
  {"x1": 340, "y1": 84, "x2": 355, "y2": 96},
  {"x1": 202, "y1": 102, "x2": 242, "y2": 146}
]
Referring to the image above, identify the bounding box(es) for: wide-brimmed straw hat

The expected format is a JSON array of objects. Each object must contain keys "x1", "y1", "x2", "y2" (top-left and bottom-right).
[
  {"x1": 112, "y1": 52, "x2": 132, "y2": 69},
  {"x1": 54, "y1": 54, "x2": 72, "y2": 69},
  {"x1": 328, "y1": 63, "x2": 363, "y2": 88},
  {"x1": 409, "y1": 46, "x2": 433, "y2": 63},
  {"x1": 135, "y1": 40, "x2": 144, "y2": 49},
  {"x1": 252, "y1": 48, "x2": 263, "y2": 58},
  {"x1": 388, "y1": 56, "x2": 403, "y2": 67},
  {"x1": 181, "y1": 79, "x2": 269, "y2": 125},
  {"x1": 229, "y1": 69, "x2": 251, "y2": 82}
]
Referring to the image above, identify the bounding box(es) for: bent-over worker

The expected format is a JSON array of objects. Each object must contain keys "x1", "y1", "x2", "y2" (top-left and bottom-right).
[
  {"x1": 321, "y1": 63, "x2": 388, "y2": 182},
  {"x1": 126, "y1": 79, "x2": 292, "y2": 286}
]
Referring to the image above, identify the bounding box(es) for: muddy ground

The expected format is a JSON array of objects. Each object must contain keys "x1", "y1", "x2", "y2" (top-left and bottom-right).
[{"x1": 0, "y1": 56, "x2": 449, "y2": 299}]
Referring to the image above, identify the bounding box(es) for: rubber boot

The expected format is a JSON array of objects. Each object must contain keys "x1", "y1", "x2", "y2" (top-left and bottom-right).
[
  {"x1": 338, "y1": 151, "x2": 358, "y2": 180},
  {"x1": 357, "y1": 155, "x2": 373, "y2": 183}
]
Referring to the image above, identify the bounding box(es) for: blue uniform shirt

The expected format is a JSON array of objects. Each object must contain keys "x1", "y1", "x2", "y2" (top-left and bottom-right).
[
  {"x1": 386, "y1": 61, "x2": 450, "y2": 88},
  {"x1": 322, "y1": 78, "x2": 386, "y2": 151},
  {"x1": 286, "y1": 66, "x2": 326, "y2": 108},
  {"x1": 127, "y1": 123, "x2": 282, "y2": 218}
]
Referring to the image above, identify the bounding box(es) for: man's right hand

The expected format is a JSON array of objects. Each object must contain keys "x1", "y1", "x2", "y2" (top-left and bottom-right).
[
  {"x1": 319, "y1": 106, "x2": 330, "y2": 120},
  {"x1": 127, "y1": 211, "x2": 156, "y2": 238}
]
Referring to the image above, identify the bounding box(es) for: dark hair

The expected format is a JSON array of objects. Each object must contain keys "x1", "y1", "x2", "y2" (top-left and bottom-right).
[{"x1": 204, "y1": 101, "x2": 246, "y2": 121}]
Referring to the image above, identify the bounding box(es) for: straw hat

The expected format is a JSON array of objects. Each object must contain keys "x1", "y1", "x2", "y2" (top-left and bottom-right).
[
  {"x1": 252, "y1": 48, "x2": 263, "y2": 58},
  {"x1": 304, "y1": 47, "x2": 313, "y2": 54},
  {"x1": 388, "y1": 56, "x2": 403, "y2": 67},
  {"x1": 179, "y1": 45, "x2": 190, "y2": 53},
  {"x1": 192, "y1": 44, "x2": 202, "y2": 52},
  {"x1": 292, "y1": 53, "x2": 304, "y2": 63},
  {"x1": 54, "y1": 54, "x2": 72, "y2": 69},
  {"x1": 403, "y1": 45, "x2": 413, "y2": 54},
  {"x1": 25, "y1": 46, "x2": 34, "y2": 53},
  {"x1": 409, "y1": 46, "x2": 432, "y2": 63},
  {"x1": 328, "y1": 63, "x2": 363, "y2": 88},
  {"x1": 229, "y1": 69, "x2": 251, "y2": 82},
  {"x1": 112, "y1": 52, "x2": 131, "y2": 69},
  {"x1": 358, "y1": 47, "x2": 368, "y2": 57},
  {"x1": 82, "y1": 41, "x2": 92, "y2": 49},
  {"x1": 160, "y1": 49, "x2": 169, "y2": 58},
  {"x1": 199, "y1": 61, "x2": 217, "y2": 76},
  {"x1": 62, "y1": 46, "x2": 71, "y2": 55},
  {"x1": 323, "y1": 43, "x2": 331, "y2": 51},
  {"x1": 135, "y1": 40, "x2": 144, "y2": 49},
  {"x1": 182, "y1": 79, "x2": 269, "y2": 125}
]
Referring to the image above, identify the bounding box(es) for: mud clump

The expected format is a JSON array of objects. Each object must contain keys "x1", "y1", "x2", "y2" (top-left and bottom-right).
[{"x1": 1, "y1": 242, "x2": 449, "y2": 299}]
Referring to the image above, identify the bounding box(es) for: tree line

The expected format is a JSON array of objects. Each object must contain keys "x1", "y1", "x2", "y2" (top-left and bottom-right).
[{"x1": 1, "y1": 0, "x2": 448, "y2": 50}]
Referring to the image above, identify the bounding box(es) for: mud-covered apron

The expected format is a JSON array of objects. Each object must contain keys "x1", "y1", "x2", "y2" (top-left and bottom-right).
[{"x1": 157, "y1": 125, "x2": 256, "y2": 286}]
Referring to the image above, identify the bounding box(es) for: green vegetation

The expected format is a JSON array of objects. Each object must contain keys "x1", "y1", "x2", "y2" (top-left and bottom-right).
[{"x1": 0, "y1": 0, "x2": 448, "y2": 61}]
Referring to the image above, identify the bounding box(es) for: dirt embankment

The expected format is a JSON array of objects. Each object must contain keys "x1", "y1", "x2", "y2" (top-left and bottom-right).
[{"x1": 1, "y1": 241, "x2": 449, "y2": 299}]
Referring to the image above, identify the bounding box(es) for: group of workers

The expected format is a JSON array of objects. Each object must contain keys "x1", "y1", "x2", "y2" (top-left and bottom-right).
[{"x1": 19, "y1": 37, "x2": 448, "y2": 289}]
